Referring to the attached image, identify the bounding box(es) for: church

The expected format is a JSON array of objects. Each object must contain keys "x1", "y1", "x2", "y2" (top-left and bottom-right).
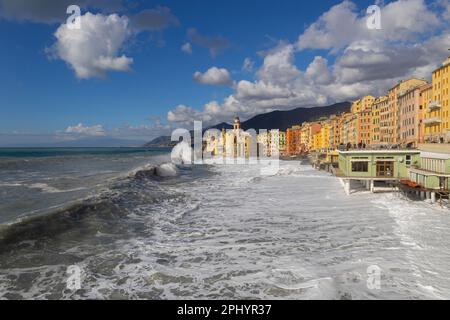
[{"x1": 204, "y1": 117, "x2": 253, "y2": 159}]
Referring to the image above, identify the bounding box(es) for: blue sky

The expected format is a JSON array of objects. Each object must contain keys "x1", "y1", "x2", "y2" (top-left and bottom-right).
[{"x1": 0, "y1": 0, "x2": 449, "y2": 146}]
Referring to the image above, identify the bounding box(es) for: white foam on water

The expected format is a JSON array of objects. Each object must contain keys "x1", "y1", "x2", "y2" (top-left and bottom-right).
[
  {"x1": 4, "y1": 160, "x2": 450, "y2": 299},
  {"x1": 27, "y1": 183, "x2": 85, "y2": 193},
  {"x1": 155, "y1": 163, "x2": 178, "y2": 177},
  {"x1": 372, "y1": 193, "x2": 450, "y2": 299}
]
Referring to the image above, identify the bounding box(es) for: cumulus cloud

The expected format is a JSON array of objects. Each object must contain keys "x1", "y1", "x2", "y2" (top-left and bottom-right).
[
  {"x1": 305, "y1": 56, "x2": 334, "y2": 85},
  {"x1": 65, "y1": 123, "x2": 105, "y2": 136},
  {"x1": 167, "y1": 0, "x2": 450, "y2": 127},
  {"x1": 181, "y1": 42, "x2": 193, "y2": 54},
  {"x1": 236, "y1": 80, "x2": 293, "y2": 100},
  {"x1": 2, "y1": 2, "x2": 181, "y2": 79},
  {"x1": 48, "y1": 12, "x2": 133, "y2": 79},
  {"x1": 257, "y1": 42, "x2": 301, "y2": 86},
  {"x1": 167, "y1": 105, "x2": 203, "y2": 125},
  {"x1": 193, "y1": 67, "x2": 232, "y2": 86},
  {"x1": 61, "y1": 118, "x2": 173, "y2": 142},
  {"x1": 187, "y1": 28, "x2": 230, "y2": 57},
  {"x1": 296, "y1": 0, "x2": 440, "y2": 51}
]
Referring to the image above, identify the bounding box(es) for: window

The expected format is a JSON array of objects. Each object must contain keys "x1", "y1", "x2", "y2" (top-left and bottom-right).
[
  {"x1": 352, "y1": 161, "x2": 368, "y2": 172},
  {"x1": 406, "y1": 155, "x2": 411, "y2": 166}
]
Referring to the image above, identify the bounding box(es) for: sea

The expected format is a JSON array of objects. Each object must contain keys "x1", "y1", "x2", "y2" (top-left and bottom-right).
[{"x1": 1, "y1": 147, "x2": 450, "y2": 299}]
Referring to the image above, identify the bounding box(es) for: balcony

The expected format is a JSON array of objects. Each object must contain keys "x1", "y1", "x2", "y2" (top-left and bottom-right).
[
  {"x1": 423, "y1": 117, "x2": 442, "y2": 126},
  {"x1": 428, "y1": 101, "x2": 442, "y2": 112}
]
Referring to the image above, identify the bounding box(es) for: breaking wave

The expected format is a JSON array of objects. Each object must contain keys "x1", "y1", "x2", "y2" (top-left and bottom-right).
[{"x1": 0, "y1": 161, "x2": 184, "y2": 247}]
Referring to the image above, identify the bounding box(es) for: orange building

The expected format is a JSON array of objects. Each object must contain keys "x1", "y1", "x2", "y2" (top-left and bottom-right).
[
  {"x1": 357, "y1": 108, "x2": 372, "y2": 145},
  {"x1": 286, "y1": 125, "x2": 302, "y2": 155}
]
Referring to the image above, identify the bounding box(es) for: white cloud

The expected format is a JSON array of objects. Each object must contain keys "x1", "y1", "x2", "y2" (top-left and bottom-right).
[
  {"x1": 65, "y1": 123, "x2": 105, "y2": 136},
  {"x1": 166, "y1": 1, "x2": 449, "y2": 126},
  {"x1": 49, "y1": 12, "x2": 133, "y2": 79},
  {"x1": 236, "y1": 80, "x2": 293, "y2": 100},
  {"x1": 305, "y1": 56, "x2": 334, "y2": 85},
  {"x1": 297, "y1": 0, "x2": 440, "y2": 51},
  {"x1": 193, "y1": 67, "x2": 232, "y2": 86},
  {"x1": 167, "y1": 105, "x2": 202, "y2": 124},
  {"x1": 181, "y1": 42, "x2": 192, "y2": 54},
  {"x1": 257, "y1": 42, "x2": 301, "y2": 86}
]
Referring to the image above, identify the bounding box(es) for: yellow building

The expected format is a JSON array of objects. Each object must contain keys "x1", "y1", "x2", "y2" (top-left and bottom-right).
[
  {"x1": 320, "y1": 121, "x2": 332, "y2": 150},
  {"x1": 328, "y1": 115, "x2": 340, "y2": 148},
  {"x1": 309, "y1": 123, "x2": 322, "y2": 150},
  {"x1": 421, "y1": 83, "x2": 437, "y2": 142},
  {"x1": 227, "y1": 118, "x2": 252, "y2": 158},
  {"x1": 300, "y1": 122, "x2": 310, "y2": 151},
  {"x1": 371, "y1": 96, "x2": 386, "y2": 145},
  {"x1": 425, "y1": 55, "x2": 450, "y2": 142},
  {"x1": 351, "y1": 95, "x2": 375, "y2": 113},
  {"x1": 278, "y1": 131, "x2": 286, "y2": 155},
  {"x1": 311, "y1": 131, "x2": 322, "y2": 151}
]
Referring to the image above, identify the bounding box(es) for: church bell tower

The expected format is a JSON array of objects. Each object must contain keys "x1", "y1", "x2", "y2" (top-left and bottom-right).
[{"x1": 233, "y1": 117, "x2": 241, "y2": 130}]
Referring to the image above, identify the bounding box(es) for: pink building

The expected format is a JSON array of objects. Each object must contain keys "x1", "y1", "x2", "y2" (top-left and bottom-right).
[{"x1": 398, "y1": 83, "x2": 429, "y2": 147}]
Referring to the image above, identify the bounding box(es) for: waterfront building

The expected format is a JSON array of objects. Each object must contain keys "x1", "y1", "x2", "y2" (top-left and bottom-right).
[
  {"x1": 380, "y1": 95, "x2": 393, "y2": 144},
  {"x1": 222, "y1": 117, "x2": 254, "y2": 158},
  {"x1": 371, "y1": 96, "x2": 387, "y2": 145},
  {"x1": 329, "y1": 115, "x2": 341, "y2": 148},
  {"x1": 338, "y1": 150, "x2": 420, "y2": 179},
  {"x1": 204, "y1": 117, "x2": 253, "y2": 159},
  {"x1": 357, "y1": 108, "x2": 372, "y2": 146},
  {"x1": 422, "y1": 83, "x2": 438, "y2": 142},
  {"x1": 348, "y1": 115, "x2": 358, "y2": 146},
  {"x1": 257, "y1": 130, "x2": 270, "y2": 157},
  {"x1": 426, "y1": 55, "x2": 450, "y2": 142},
  {"x1": 278, "y1": 131, "x2": 286, "y2": 155},
  {"x1": 320, "y1": 121, "x2": 332, "y2": 151},
  {"x1": 300, "y1": 124, "x2": 310, "y2": 152},
  {"x1": 387, "y1": 78, "x2": 428, "y2": 144},
  {"x1": 311, "y1": 131, "x2": 321, "y2": 151},
  {"x1": 337, "y1": 149, "x2": 420, "y2": 194},
  {"x1": 339, "y1": 113, "x2": 352, "y2": 146},
  {"x1": 309, "y1": 123, "x2": 322, "y2": 151},
  {"x1": 268, "y1": 130, "x2": 282, "y2": 157},
  {"x1": 286, "y1": 125, "x2": 302, "y2": 155},
  {"x1": 351, "y1": 95, "x2": 375, "y2": 113},
  {"x1": 409, "y1": 143, "x2": 450, "y2": 191},
  {"x1": 398, "y1": 83, "x2": 429, "y2": 147}
]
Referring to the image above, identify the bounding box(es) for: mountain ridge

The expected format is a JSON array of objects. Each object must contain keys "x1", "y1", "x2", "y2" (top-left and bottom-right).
[{"x1": 144, "y1": 102, "x2": 351, "y2": 147}]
